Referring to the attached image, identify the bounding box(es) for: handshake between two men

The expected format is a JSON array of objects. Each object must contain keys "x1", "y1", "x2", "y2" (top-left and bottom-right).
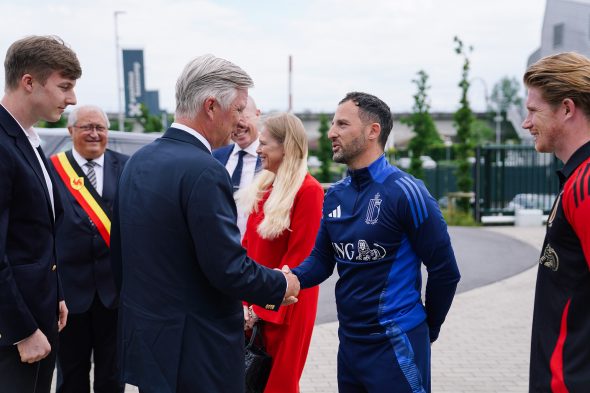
[
  {"x1": 280, "y1": 265, "x2": 299, "y2": 306},
  {"x1": 244, "y1": 265, "x2": 300, "y2": 331}
]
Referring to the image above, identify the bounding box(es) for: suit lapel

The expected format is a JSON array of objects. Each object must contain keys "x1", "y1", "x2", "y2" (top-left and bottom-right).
[
  {"x1": 222, "y1": 144, "x2": 233, "y2": 166},
  {"x1": 0, "y1": 106, "x2": 54, "y2": 221},
  {"x1": 38, "y1": 147, "x2": 62, "y2": 226}
]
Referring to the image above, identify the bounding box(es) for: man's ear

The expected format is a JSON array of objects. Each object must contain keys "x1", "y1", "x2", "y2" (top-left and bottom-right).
[
  {"x1": 563, "y1": 98, "x2": 575, "y2": 117},
  {"x1": 203, "y1": 97, "x2": 216, "y2": 119},
  {"x1": 21, "y1": 74, "x2": 34, "y2": 92},
  {"x1": 368, "y1": 122, "x2": 381, "y2": 141}
]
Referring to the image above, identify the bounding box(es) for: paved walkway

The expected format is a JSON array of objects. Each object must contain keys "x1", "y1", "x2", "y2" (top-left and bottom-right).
[
  {"x1": 54, "y1": 226, "x2": 545, "y2": 392},
  {"x1": 300, "y1": 226, "x2": 545, "y2": 393}
]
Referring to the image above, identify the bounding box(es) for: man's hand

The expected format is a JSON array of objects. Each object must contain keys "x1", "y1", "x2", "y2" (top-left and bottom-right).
[
  {"x1": 281, "y1": 265, "x2": 300, "y2": 306},
  {"x1": 16, "y1": 329, "x2": 51, "y2": 363},
  {"x1": 58, "y1": 300, "x2": 68, "y2": 332}
]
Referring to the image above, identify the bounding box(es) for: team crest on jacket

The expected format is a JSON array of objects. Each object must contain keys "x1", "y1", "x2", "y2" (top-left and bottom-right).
[
  {"x1": 365, "y1": 193, "x2": 382, "y2": 224},
  {"x1": 539, "y1": 243, "x2": 559, "y2": 271},
  {"x1": 71, "y1": 176, "x2": 84, "y2": 190}
]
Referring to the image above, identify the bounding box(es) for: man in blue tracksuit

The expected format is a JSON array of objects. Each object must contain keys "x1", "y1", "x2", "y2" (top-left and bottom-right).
[{"x1": 291, "y1": 92, "x2": 460, "y2": 393}]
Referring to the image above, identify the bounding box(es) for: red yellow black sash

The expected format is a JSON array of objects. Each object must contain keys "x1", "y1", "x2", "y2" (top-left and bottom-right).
[{"x1": 50, "y1": 151, "x2": 111, "y2": 247}]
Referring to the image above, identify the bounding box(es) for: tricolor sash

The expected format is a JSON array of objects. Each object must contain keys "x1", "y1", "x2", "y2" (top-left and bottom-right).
[{"x1": 50, "y1": 151, "x2": 111, "y2": 247}]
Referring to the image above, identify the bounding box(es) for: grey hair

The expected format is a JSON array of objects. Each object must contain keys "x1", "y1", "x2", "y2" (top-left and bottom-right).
[
  {"x1": 67, "y1": 105, "x2": 110, "y2": 128},
  {"x1": 175, "y1": 54, "x2": 254, "y2": 118}
]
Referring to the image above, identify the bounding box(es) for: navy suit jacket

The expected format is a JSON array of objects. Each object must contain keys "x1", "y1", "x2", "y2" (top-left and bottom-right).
[
  {"x1": 0, "y1": 105, "x2": 63, "y2": 347},
  {"x1": 50, "y1": 149, "x2": 128, "y2": 314},
  {"x1": 111, "y1": 127, "x2": 286, "y2": 393},
  {"x1": 212, "y1": 142, "x2": 262, "y2": 176}
]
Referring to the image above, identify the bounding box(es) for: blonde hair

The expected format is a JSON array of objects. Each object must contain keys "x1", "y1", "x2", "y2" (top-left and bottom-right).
[{"x1": 237, "y1": 112, "x2": 309, "y2": 239}]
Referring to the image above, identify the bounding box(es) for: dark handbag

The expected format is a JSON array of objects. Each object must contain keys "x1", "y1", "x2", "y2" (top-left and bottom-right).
[{"x1": 244, "y1": 323, "x2": 272, "y2": 393}]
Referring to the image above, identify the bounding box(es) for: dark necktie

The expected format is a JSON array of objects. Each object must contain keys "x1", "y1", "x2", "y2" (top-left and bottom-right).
[
  {"x1": 231, "y1": 150, "x2": 247, "y2": 193},
  {"x1": 85, "y1": 160, "x2": 97, "y2": 189}
]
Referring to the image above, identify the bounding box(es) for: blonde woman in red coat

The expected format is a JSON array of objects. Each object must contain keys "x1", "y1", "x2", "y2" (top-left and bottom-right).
[{"x1": 237, "y1": 112, "x2": 324, "y2": 393}]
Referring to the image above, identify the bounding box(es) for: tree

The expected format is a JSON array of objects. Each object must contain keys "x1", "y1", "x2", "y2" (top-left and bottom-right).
[
  {"x1": 489, "y1": 76, "x2": 523, "y2": 142},
  {"x1": 137, "y1": 103, "x2": 163, "y2": 133},
  {"x1": 316, "y1": 114, "x2": 332, "y2": 182},
  {"x1": 469, "y1": 119, "x2": 494, "y2": 146},
  {"x1": 490, "y1": 76, "x2": 522, "y2": 115},
  {"x1": 401, "y1": 70, "x2": 441, "y2": 180},
  {"x1": 37, "y1": 115, "x2": 67, "y2": 128},
  {"x1": 453, "y1": 36, "x2": 475, "y2": 213}
]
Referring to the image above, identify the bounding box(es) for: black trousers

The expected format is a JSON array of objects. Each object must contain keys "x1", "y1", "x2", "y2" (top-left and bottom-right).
[
  {"x1": 56, "y1": 294, "x2": 123, "y2": 393},
  {"x1": 0, "y1": 326, "x2": 58, "y2": 393}
]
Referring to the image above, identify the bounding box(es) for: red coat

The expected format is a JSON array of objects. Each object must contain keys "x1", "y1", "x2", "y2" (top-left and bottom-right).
[{"x1": 243, "y1": 173, "x2": 324, "y2": 393}]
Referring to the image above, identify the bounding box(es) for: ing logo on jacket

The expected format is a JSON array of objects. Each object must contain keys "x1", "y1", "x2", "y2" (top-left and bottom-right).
[{"x1": 332, "y1": 240, "x2": 386, "y2": 262}]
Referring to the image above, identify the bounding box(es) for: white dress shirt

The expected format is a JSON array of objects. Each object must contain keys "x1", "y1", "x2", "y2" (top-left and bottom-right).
[
  {"x1": 225, "y1": 139, "x2": 260, "y2": 190},
  {"x1": 224, "y1": 139, "x2": 260, "y2": 239},
  {"x1": 27, "y1": 128, "x2": 55, "y2": 218},
  {"x1": 72, "y1": 148, "x2": 105, "y2": 196}
]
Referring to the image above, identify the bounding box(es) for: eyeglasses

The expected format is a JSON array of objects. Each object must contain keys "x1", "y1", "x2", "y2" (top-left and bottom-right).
[{"x1": 74, "y1": 124, "x2": 107, "y2": 133}]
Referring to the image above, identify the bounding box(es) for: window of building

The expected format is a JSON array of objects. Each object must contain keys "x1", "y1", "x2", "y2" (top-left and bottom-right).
[{"x1": 554, "y1": 23, "x2": 564, "y2": 48}]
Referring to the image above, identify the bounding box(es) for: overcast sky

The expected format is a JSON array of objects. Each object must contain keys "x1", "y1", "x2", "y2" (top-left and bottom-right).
[{"x1": 0, "y1": 0, "x2": 546, "y2": 115}]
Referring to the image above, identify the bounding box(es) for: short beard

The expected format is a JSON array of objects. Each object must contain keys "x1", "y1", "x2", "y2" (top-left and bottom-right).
[{"x1": 333, "y1": 133, "x2": 367, "y2": 165}]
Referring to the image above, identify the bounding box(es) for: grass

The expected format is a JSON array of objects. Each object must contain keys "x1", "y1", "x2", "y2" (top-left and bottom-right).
[{"x1": 441, "y1": 208, "x2": 480, "y2": 226}]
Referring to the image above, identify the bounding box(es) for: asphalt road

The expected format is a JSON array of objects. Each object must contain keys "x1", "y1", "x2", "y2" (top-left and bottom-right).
[{"x1": 314, "y1": 226, "x2": 540, "y2": 324}]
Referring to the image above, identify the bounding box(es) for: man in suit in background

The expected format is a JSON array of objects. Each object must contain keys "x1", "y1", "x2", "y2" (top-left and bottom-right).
[
  {"x1": 213, "y1": 96, "x2": 262, "y2": 239},
  {"x1": 0, "y1": 35, "x2": 81, "y2": 393},
  {"x1": 50, "y1": 105, "x2": 127, "y2": 393},
  {"x1": 112, "y1": 54, "x2": 300, "y2": 393}
]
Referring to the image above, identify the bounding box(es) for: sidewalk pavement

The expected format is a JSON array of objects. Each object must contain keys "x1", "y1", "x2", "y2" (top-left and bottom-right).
[
  {"x1": 299, "y1": 225, "x2": 546, "y2": 393},
  {"x1": 56, "y1": 225, "x2": 545, "y2": 393}
]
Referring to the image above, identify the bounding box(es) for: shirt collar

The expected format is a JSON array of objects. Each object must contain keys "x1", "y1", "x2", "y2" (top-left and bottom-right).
[
  {"x1": 24, "y1": 127, "x2": 41, "y2": 148},
  {"x1": 72, "y1": 148, "x2": 105, "y2": 168},
  {"x1": 171, "y1": 122, "x2": 211, "y2": 152},
  {"x1": 347, "y1": 154, "x2": 387, "y2": 189},
  {"x1": 231, "y1": 138, "x2": 259, "y2": 157},
  {"x1": 556, "y1": 140, "x2": 590, "y2": 184}
]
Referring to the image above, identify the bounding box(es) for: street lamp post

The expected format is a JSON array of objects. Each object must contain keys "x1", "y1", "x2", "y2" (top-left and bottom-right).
[
  {"x1": 472, "y1": 77, "x2": 503, "y2": 145},
  {"x1": 114, "y1": 11, "x2": 126, "y2": 131},
  {"x1": 494, "y1": 113, "x2": 502, "y2": 145}
]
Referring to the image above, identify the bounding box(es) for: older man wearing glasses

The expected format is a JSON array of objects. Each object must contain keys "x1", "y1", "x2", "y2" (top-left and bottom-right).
[{"x1": 49, "y1": 105, "x2": 127, "y2": 393}]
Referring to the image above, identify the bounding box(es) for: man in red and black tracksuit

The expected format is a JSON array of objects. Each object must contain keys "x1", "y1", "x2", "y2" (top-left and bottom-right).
[{"x1": 523, "y1": 52, "x2": 590, "y2": 392}]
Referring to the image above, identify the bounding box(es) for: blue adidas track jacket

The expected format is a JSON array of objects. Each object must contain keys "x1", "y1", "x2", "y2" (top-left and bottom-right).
[{"x1": 293, "y1": 155, "x2": 460, "y2": 343}]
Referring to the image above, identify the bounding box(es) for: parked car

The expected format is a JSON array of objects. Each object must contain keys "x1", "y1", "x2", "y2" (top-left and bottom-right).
[
  {"x1": 504, "y1": 193, "x2": 556, "y2": 212},
  {"x1": 36, "y1": 128, "x2": 162, "y2": 157}
]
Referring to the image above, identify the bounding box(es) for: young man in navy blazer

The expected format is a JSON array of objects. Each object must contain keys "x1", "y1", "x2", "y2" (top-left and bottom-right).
[
  {"x1": 0, "y1": 35, "x2": 81, "y2": 393},
  {"x1": 112, "y1": 54, "x2": 300, "y2": 393}
]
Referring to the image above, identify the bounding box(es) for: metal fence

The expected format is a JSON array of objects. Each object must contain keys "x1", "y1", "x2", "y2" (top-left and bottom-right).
[
  {"x1": 396, "y1": 145, "x2": 561, "y2": 221},
  {"x1": 473, "y1": 145, "x2": 560, "y2": 219}
]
